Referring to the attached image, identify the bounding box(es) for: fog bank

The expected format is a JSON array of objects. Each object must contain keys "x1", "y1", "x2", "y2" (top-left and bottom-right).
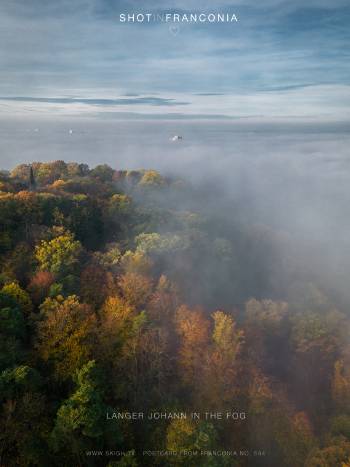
[{"x1": 1, "y1": 118, "x2": 350, "y2": 305}]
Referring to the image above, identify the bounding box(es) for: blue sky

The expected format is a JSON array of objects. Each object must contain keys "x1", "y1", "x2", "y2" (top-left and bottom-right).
[{"x1": 0, "y1": 0, "x2": 349, "y2": 120}]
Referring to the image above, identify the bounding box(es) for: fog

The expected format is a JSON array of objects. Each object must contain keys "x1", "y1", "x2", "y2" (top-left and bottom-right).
[{"x1": 1, "y1": 117, "x2": 350, "y2": 306}]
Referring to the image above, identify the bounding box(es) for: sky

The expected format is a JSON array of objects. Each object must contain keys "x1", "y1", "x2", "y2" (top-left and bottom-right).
[{"x1": 0, "y1": 0, "x2": 349, "y2": 120}]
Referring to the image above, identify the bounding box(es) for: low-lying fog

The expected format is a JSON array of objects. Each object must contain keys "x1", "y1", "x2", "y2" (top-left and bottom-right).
[{"x1": 1, "y1": 118, "x2": 350, "y2": 305}]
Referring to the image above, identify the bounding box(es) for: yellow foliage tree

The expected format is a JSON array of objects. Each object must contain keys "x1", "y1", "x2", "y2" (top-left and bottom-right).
[{"x1": 35, "y1": 295, "x2": 96, "y2": 380}]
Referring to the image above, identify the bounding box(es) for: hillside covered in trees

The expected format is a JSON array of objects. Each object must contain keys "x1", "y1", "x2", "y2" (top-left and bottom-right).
[{"x1": 0, "y1": 160, "x2": 350, "y2": 466}]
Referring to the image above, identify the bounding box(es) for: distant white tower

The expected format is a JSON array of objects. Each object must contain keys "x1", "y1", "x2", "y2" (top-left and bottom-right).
[{"x1": 171, "y1": 135, "x2": 183, "y2": 141}]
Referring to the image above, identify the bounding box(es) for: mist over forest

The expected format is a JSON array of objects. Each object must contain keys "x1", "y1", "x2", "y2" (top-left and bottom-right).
[
  {"x1": 2, "y1": 118, "x2": 350, "y2": 304},
  {"x1": 1, "y1": 119, "x2": 350, "y2": 466}
]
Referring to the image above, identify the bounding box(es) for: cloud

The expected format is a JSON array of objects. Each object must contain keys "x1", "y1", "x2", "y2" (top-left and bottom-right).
[
  {"x1": 0, "y1": 0, "x2": 349, "y2": 120},
  {"x1": 0, "y1": 85, "x2": 349, "y2": 121},
  {"x1": 0, "y1": 96, "x2": 190, "y2": 106}
]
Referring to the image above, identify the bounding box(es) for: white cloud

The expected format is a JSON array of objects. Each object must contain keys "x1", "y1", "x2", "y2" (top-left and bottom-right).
[{"x1": 0, "y1": 84, "x2": 349, "y2": 121}]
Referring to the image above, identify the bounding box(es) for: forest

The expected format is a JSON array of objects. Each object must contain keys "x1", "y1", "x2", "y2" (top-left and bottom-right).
[{"x1": 0, "y1": 159, "x2": 349, "y2": 466}]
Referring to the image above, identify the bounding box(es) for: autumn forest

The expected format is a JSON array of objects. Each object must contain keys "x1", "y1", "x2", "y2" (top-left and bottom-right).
[{"x1": 0, "y1": 160, "x2": 350, "y2": 467}]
